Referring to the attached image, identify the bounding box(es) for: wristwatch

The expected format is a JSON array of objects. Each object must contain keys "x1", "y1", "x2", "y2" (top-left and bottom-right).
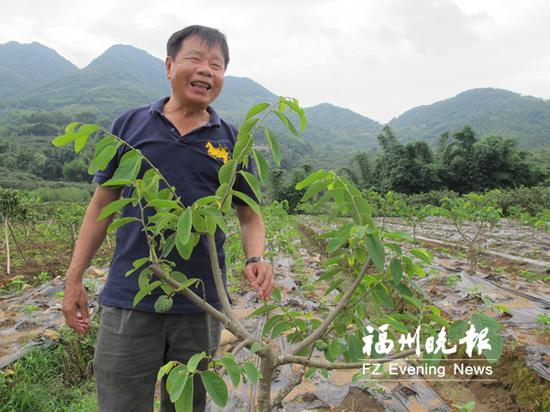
[{"x1": 245, "y1": 256, "x2": 265, "y2": 265}]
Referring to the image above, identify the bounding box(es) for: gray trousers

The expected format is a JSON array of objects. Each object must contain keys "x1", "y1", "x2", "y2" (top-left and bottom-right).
[{"x1": 94, "y1": 305, "x2": 222, "y2": 412}]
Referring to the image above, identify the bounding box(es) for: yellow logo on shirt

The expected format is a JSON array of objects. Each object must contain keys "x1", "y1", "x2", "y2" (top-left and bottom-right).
[{"x1": 205, "y1": 141, "x2": 230, "y2": 164}]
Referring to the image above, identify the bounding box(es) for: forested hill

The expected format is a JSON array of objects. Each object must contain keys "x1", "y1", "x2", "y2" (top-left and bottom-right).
[
  {"x1": 0, "y1": 41, "x2": 78, "y2": 100},
  {"x1": 7, "y1": 44, "x2": 170, "y2": 117},
  {"x1": 0, "y1": 41, "x2": 549, "y2": 151},
  {"x1": 389, "y1": 88, "x2": 550, "y2": 148}
]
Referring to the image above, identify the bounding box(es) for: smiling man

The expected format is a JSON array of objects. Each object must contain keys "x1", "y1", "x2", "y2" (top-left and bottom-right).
[{"x1": 62, "y1": 25, "x2": 273, "y2": 412}]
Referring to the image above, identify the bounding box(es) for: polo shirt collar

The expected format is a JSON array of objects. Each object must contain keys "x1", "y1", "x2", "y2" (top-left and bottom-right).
[{"x1": 149, "y1": 97, "x2": 221, "y2": 127}]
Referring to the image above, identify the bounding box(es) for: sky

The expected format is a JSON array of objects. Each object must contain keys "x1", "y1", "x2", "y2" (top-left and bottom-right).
[{"x1": 1, "y1": 0, "x2": 549, "y2": 123}]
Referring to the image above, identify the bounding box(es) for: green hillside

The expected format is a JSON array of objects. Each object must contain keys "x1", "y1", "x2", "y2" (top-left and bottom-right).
[
  {"x1": 0, "y1": 41, "x2": 78, "y2": 100},
  {"x1": 389, "y1": 88, "x2": 550, "y2": 148},
  {"x1": 7, "y1": 45, "x2": 169, "y2": 118},
  {"x1": 0, "y1": 42, "x2": 549, "y2": 179}
]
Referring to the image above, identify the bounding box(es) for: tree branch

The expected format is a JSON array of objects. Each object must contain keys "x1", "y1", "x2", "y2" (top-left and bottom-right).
[
  {"x1": 206, "y1": 234, "x2": 259, "y2": 343},
  {"x1": 276, "y1": 348, "x2": 417, "y2": 369},
  {"x1": 289, "y1": 258, "x2": 372, "y2": 356},
  {"x1": 149, "y1": 264, "x2": 255, "y2": 344}
]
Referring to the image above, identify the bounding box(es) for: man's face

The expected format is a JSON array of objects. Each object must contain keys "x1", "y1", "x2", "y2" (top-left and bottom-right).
[{"x1": 166, "y1": 35, "x2": 225, "y2": 109}]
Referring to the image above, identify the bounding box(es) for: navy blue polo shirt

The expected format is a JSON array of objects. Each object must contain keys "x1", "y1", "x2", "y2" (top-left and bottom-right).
[{"x1": 93, "y1": 97, "x2": 255, "y2": 313}]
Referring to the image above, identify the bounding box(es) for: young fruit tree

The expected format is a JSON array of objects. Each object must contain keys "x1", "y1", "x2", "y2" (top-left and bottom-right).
[
  {"x1": 434, "y1": 191, "x2": 502, "y2": 274},
  {"x1": 53, "y1": 98, "x2": 500, "y2": 411},
  {"x1": 0, "y1": 188, "x2": 31, "y2": 275}
]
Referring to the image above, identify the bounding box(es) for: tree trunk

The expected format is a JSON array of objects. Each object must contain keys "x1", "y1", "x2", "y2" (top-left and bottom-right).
[
  {"x1": 255, "y1": 351, "x2": 274, "y2": 412},
  {"x1": 4, "y1": 218, "x2": 10, "y2": 275}
]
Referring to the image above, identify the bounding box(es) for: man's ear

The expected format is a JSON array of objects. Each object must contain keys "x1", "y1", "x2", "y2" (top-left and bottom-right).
[{"x1": 165, "y1": 56, "x2": 173, "y2": 80}]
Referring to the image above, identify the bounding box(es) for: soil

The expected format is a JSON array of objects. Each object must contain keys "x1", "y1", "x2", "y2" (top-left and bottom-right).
[{"x1": 2, "y1": 215, "x2": 549, "y2": 411}]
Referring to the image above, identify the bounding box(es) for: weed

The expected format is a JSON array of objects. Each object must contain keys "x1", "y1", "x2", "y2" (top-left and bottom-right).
[
  {"x1": 536, "y1": 314, "x2": 550, "y2": 328},
  {"x1": 445, "y1": 274, "x2": 461, "y2": 285},
  {"x1": 0, "y1": 324, "x2": 98, "y2": 411},
  {"x1": 36, "y1": 271, "x2": 50, "y2": 283},
  {"x1": 21, "y1": 304, "x2": 40, "y2": 314},
  {"x1": 517, "y1": 270, "x2": 546, "y2": 282}
]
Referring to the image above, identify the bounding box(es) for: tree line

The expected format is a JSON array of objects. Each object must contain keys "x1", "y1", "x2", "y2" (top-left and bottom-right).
[{"x1": 270, "y1": 125, "x2": 547, "y2": 211}]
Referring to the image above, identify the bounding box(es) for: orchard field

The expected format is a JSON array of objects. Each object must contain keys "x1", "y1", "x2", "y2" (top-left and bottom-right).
[
  {"x1": 0, "y1": 188, "x2": 548, "y2": 411},
  {"x1": 0, "y1": 99, "x2": 549, "y2": 412}
]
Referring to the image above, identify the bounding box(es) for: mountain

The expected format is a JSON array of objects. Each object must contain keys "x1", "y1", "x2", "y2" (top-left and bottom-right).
[
  {"x1": 1, "y1": 42, "x2": 549, "y2": 158},
  {"x1": 213, "y1": 76, "x2": 277, "y2": 122},
  {"x1": 303, "y1": 103, "x2": 382, "y2": 149},
  {"x1": 0, "y1": 41, "x2": 78, "y2": 99},
  {"x1": 10, "y1": 44, "x2": 170, "y2": 117},
  {"x1": 389, "y1": 88, "x2": 550, "y2": 148}
]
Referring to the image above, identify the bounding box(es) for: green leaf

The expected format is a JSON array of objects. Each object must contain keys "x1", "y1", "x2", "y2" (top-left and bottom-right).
[
  {"x1": 448, "y1": 320, "x2": 468, "y2": 344},
  {"x1": 372, "y1": 284, "x2": 394, "y2": 309},
  {"x1": 483, "y1": 332, "x2": 503, "y2": 362},
  {"x1": 154, "y1": 295, "x2": 173, "y2": 313},
  {"x1": 174, "y1": 372, "x2": 193, "y2": 412},
  {"x1": 177, "y1": 208, "x2": 192, "y2": 245},
  {"x1": 249, "y1": 304, "x2": 278, "y2": 317},
  {"x1": 98, "y1": 198, "x2": 132, "y2": 221},
  {"x1": 125, "y1": 257, "x2": 150, "y2": 277},
  {"x1": 296, "y1": 169, "x2": 328, "y2": 190},
  {"x1": 347, "y1": 335, "x2": 363, "y2": 362},
  {"x1": 220, "y1": 354, "x2": 240, "y2": 387},
  {"x1": 390, "y1": 258, "x2": 403, "y2": 286},
  {"x1": 233, "y1": 132, "x2": 252, "y2": 161},
  {"x1": 403, "y1": 256, "x2": 426, "y2": 278},
  {"x1": 218, "y1": 159, "x2": 237, "y2": 185},
  {"x1": 166, "y1": 365, "x2": 189, "y2": 403},
  {"x1": 250, "y1": 342, "x2": 264, "y2": 354},
  {"x1": 74, "y1": 124, "x2": 100, "y2": 153},
  {"x1": 157, "y1": 360, "x2": 177, "y2": 381},
  {"x1": 239, "y1": 171, "x2": 262, "y2": 203},
  {"x1": 366, "y1": 234, "x2": 385, "y2": 272},
  {"x1": 245, "y1": 102, "x2": 270, "y2": 120},
  {"x1": 303, "y1": 367, "x2": 317, "y2": 380},
  {"x1": 271, "y1": 320, "x2": 292, "y2": 338},
  {"x1": 410, "y1": 248, "x2": 433, "y2": 264},
  {"x1": 93, "y1": 134, "x2": 118, "y2": 157},
  {"x1": 261, "y1": 314, "x2": 283, "y2": 336},
  {"x1": 271, "y1": 287, "x2": 281, "y2": 302},
  {"x1": 88, "y1": 144, "x2": 117, "y2": 175},
  {"x1": 52, "y1": 132, "x2": 75, "y2": 147},
  {"x1": 264, "y1": 127, "x2": 281, "y2": 166},
  {"x1": 133, "y1": 280, "x2": 162, "y2": 307},
  {"x1": 148, "y1": 199, "x2": 181, "y2": 210},
  {"x1": 275, "y1": 111, "x2": 300, "y2": 139},
  {"x1": 471, "y1": 312, "x2": 500, "y2": 333},
  {"x1": 201, "y1": 371, "x2": 228, "y2": 407},
  {"x1": 238, "y1": 118, "x2": 259, "y2": 136},
  {"x1": 252, "y1": 149, "x2": 268, "y2": 184},
  {"x1": 328, "y1": 339, "x2": 341, "y2": 359},
  {"x1": 187, "y1": 351, "x2": 207, "y2": 373},
  {"x1": 107, "y1": 216, "x2": 138, "y2": 233},
  {"x1": 242, "y1": 362, "x2": 260, "y2": 384},
  {"x1": 301, "y1": 179, "x2": 328, "y2": 202},
  {"x1": 232, "y1": 190, "x2": 260, "y2": 214},
  {"x1": 103, "y1": 151, "x2": 141, "y2": 186}
]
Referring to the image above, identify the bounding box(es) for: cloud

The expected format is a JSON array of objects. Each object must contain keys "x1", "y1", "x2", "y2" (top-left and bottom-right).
[{"x1": 0, "y1": 0, "x2": 549, "y2": 122}]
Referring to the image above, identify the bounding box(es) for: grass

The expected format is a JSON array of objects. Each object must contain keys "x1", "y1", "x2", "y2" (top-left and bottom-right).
[{"x1": 0, "y1": 324, "x2": 98, "y2": 412}]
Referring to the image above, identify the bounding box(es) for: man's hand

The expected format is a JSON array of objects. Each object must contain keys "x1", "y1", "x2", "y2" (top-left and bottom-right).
[
  {"x1": 62, "y1": 281, "x2": 90, "y2": 335},
  {"x1": 243, "y1": 261, "x2": 274, "y2": 300}
]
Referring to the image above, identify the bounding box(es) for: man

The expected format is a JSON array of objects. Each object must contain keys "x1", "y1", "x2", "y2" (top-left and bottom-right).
[{"x1": 62, "y1": 25, "x2": 273, "y2": 412}]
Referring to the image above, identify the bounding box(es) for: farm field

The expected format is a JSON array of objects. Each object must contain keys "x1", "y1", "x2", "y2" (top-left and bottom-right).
[{"x1": 0, "y1": 200, "x2": 548, "y2": 411}]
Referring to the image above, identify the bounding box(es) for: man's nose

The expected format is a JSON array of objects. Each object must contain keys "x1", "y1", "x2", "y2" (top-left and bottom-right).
[{"x1": 196, "y1": 63, "x2": 213, "y2": 77}]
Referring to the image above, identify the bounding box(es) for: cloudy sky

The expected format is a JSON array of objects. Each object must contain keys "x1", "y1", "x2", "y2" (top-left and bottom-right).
[{"x1": 1, "y1": 0, "x2": 549, "y2": 123}]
